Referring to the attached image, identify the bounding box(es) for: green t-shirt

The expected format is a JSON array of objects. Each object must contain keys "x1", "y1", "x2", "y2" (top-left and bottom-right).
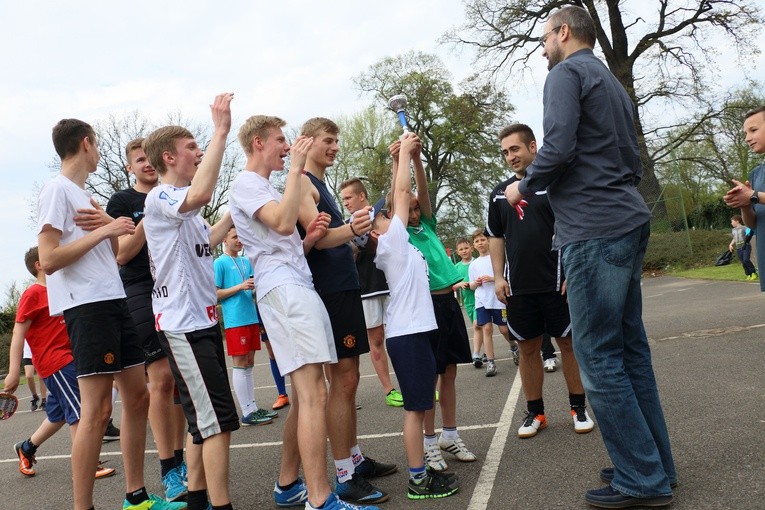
[
  {"x1": 407, "y1": 215, "x2": 462, "y2": 292},
  {"x1": 454, "y1": 259, "x2": 475, "y2": 311}
]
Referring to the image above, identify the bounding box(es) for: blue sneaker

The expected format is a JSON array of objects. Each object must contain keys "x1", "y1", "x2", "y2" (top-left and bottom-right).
[
  {"x1": 162, "y1": 466, "x2": 188, "y2": 502},
  {"x1": 273, "y1": 477, "x2": 308, "y2": 507},
  {"x1": 178, "y1": 461, "x2": 187, "y2": 487},
  {"x1": 306, "y1": 492, "x2": 380, "y2": 510},
  {"x1": 335, "y1": 473, "x2": 388, "y2": 504}
]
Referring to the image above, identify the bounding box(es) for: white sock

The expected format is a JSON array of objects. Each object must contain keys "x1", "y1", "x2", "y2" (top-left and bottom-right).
[
  {"x1": 335, "y1": 457, "x2": 355, "y2": 483},
  {"x1": 243, "y1": 365, "x2": 258, "y2": 409},
  {"x1": 350, "y1": 445, "x2": 364, "y2": 468},
  {"x1": 424, "y1": 434, "x2": 438, "y2": 447},
  {"x1": 232, "y1": 368, "x2": 257, "y2": 416},
  {"x1": 441, "y1": 427, "x2": 459, "y2": 440}
]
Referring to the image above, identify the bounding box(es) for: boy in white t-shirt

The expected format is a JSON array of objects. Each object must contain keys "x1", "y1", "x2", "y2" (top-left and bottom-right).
[
  {"x1": 143, "y1": 93, "x2": 239, "y2": 510},
  {"x1": 468, "y1": 229, "x2": 513, "y2": 377},
  {"x1": 370, "y1": 132, "x2": 459, "y2": 500},
  {"x1": 37, "y1": 119, "x2": 183, "y2": 510},
  {"x1": 230, "y1": 115, "x2": 377, "y2": 510}
]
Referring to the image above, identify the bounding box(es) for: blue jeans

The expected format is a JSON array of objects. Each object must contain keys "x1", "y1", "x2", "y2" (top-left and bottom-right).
[{"x1": 562, "y1": 222, "x2": 676, "y2": 498}]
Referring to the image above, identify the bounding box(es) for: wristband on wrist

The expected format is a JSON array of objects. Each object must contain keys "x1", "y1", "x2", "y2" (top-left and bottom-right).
[{"x1": 350, "y1": 222, "x2": 359, "y2": 237}]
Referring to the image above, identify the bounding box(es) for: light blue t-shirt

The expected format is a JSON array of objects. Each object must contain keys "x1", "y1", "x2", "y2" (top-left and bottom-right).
[{"x1": 213, "y1": 254, "x2": 259, "y2": 328}]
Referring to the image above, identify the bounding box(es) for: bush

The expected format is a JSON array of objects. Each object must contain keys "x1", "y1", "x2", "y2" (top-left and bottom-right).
[{"x1": 645, "y1": 229, "x2": 731, "y2": 270}]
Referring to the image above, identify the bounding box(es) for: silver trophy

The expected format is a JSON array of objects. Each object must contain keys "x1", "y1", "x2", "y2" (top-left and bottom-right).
[{"x1": 388, "y1": 94, "x2": 411, "y2": 133}]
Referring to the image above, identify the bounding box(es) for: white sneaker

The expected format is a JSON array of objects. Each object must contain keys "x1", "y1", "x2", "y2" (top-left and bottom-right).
[
  {"x1": 571, "y1": 406, "x2": 595, "y2": 433},
  {"x1": 438, "y1": 435, "x2": 477, "y2": 462},
  {"x1": 543, "y1": 358, "x2": 557, "y2": 372},
  {"x1": 486, "y1": 361, "x2": 497, "y2": 377},
  {"x1": 518, "y1": 412, "x2": 547, "y2": 438},
  {"x1": 424, "y1": 440, "x2": 448, "y2": 471}
]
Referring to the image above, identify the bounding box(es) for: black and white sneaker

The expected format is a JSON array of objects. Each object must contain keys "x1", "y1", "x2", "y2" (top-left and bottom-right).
[
  {"x1": 102, "y1": 418, "x2": 120, "y2": 442},
  {"x1": 335, "y1": 473, "x2": 389, "y2": 504}
]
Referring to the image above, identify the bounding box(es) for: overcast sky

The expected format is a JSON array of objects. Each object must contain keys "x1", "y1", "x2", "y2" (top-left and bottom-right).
[{"x1": 1, "y1": 0, "x2": 763, "y2": 296}]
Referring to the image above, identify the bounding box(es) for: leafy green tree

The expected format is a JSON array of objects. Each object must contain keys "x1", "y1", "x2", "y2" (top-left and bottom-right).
[
  {"x1": 447, "y1": 0, "x2": 763, "y2": 218},
  {"x1": 354, "y1": 51, "x2": 515, "y2": 239}
]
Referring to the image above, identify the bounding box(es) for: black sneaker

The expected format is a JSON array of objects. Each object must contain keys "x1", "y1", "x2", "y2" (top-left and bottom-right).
[
  {"x1": 408, "y1": 469, "x2": 459, "y2": 500},
  {"x1": 102, "y1": 418, "x2": 120, "y2": 442},
  {"x1": 30, "y1": 395, "x2": 39, "y2": 412},
  {"x1": 355, "y1": 456, "x2": 397, "y2": 479},
  {"x1": 335, "y1": 473, "x2": 389, "y2": 504},
  {"x1": 39, "y1": 398, "x2": 46, "y2": 411}
]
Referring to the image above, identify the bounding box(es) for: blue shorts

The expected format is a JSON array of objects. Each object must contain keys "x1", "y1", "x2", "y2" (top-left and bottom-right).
[
  {"x1": 42, "y1": 362, "x2": 81, "y2": 425},
  {"x1": 386, "y1": 332, "x2": 437, "y2": 412},
  {"x1": 475, "y1": 307, "x2": 507, "y2": 327}
]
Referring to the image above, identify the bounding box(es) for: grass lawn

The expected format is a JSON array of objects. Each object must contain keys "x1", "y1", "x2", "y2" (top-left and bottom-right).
[{"x1": 671, "y1": 262, "x2": 759, "y2": 283}]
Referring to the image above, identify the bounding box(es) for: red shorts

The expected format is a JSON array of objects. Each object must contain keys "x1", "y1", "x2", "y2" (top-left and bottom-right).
[{"x1": 224, "y1": 324, "x2": 261, "y2": 356}]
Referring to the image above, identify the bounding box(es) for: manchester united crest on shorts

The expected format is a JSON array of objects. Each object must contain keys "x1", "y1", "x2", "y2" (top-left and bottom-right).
[
  {"x1": 104, "y1": 352, "x2": 115, "y2": 365},
  {"x1": 343, "y1": 335, "x2": 356, "y2": 348}
]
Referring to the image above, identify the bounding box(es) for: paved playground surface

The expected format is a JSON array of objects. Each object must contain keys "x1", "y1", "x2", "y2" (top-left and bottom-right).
[{"x1": 1, "y1": 276, "x2": 762, "y2": 509}]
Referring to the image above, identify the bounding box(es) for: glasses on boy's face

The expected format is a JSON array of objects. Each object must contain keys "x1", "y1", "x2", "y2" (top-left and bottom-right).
[{"x1": 539, "y1": 25, "x2": 562, "y2": 48}]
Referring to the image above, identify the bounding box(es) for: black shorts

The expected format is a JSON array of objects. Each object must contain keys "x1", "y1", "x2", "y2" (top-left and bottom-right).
[
  {"x1": 506, "y1": 292, "x2": 572, "y2": 341},
  {"x1": 429, "y1": 293, "x2": 472, "y2": 374},
  {"x1": 158, "y1": 325, "x2": 240, "y2": 444},
  {"x1": 21, "y1": 358, "x2": 34, "y2": 367},
  {"x1": 64, "y1": 299, "x2": 145, "y2": 377},
  {"x1": 320, "y1": 289, "x2": 370, "y2": 359},
  {"x1": 386, "y1": 331, "x2": 436, "y2": 412},
  {"x1": 125, "y1": 279, "x2": 166, "y2": 365}
]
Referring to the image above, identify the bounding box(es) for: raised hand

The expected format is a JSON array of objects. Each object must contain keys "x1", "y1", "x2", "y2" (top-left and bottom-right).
[
  {"x1": 388, "y1": 140, "x2": 401, "y2": 163},
  {"x1": 210, "y1": 92, "x2": 234, "y2": 135},
  {"x1": 289, "y1": 135, "x2": 314, "y2": 172}
]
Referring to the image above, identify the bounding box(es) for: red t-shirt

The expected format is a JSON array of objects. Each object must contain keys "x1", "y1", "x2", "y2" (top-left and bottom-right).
[{"x1": 15, "y1": 284, "x2": 73, "y2": 378}]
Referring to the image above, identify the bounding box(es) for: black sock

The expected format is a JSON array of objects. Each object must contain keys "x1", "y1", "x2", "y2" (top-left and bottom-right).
[
  {"x1": 160, "y1": 457, "x2": 177, "y2": 477},
  {"x1": 125, "y1": 487, "x2": 149, "y2": 505},
  {"x1": 187, "y1": 490, "x2": 208, "y2": 510},
  {"x1": 174, "y1": 449, "x2": 185, "y2": 466},
  {"x1": 212, "y1": 505, "x2": 233, "y2": 510},
  {"x1": 23, "y1": 438, "x2": 39, "y2": 455},
  {"x1": 569, "y1": 393, "x2": 586, "y2": 408},
  {"x1": 277, "y1": 479, "x2": 299, "y2": 491},
  {"x1": 527, "y1": 398, "x2": 544, "y2": 415}
]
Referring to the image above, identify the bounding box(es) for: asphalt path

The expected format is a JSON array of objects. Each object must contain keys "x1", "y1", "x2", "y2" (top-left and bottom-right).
[{"x1": 1, "y1": 276, "x2": 763, "y2": 509}]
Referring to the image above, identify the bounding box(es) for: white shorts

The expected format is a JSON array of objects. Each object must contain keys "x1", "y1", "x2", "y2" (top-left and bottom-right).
[
  {"x1": 257, "y1": 284, "x2": 338, "y2": 376},
  {"x1": 362, "y1": 294, "x2": 389, "y2": 329}
]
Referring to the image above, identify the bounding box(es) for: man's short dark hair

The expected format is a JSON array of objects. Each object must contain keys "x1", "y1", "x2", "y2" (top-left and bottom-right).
[
  {"x1": 549, "y1": 6, "x2": 597, "y2": 48},
  {"x1": 498, "y1": 124, "x2": 536, "y2": 146},
  {"x1": 745, "y1": 107, "x2": 765, "y2": 121},
  {"x1": 52, "y1": 119, "x2": 96, "y2": 160}
]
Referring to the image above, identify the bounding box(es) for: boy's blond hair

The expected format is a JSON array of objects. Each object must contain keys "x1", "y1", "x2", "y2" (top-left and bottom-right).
[
  {"x1": 300, "y1": 117, "x2": 339, "y2": 138},
  {"x1": 238, "y1": 115, "x2": 286, "y2": 155},
  {"x1": 143, "y1": 126, "x2": 194, "y2": 175}
]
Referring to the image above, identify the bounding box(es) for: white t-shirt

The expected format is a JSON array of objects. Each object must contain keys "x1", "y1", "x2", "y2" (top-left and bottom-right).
[
  {"x1": 143, "y1": 184, "x2": 218, "y2": 333},
  {"x1": 469, "y1": 254, "x2": 505, "y2": 310},
  {"x1": 23, "y1": 340, "x2": 33, "y2": 360},
  {"x1": 374, "y1": 216, "x2": 437, "y2": 339},
  {"x1": 229, "y1": 171, "x2": 314, "y2": 299},
  {"x1": 37, "y1": 174, "x2": 125, "y2": 316}
]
